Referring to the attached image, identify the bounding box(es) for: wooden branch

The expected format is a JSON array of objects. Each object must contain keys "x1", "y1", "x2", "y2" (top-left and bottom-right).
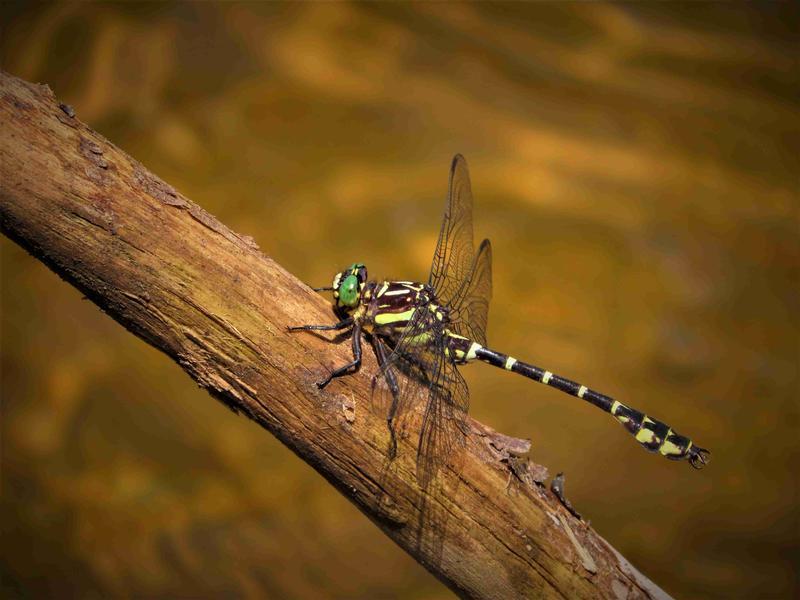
[{"x1": 0, "y1": 70, "x2": 672, "y2": 600}]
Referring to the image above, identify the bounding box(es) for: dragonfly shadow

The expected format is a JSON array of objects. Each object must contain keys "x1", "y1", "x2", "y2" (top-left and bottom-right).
[{"x1": 375, "y1": 420, "x2": 467, "y2": 567}]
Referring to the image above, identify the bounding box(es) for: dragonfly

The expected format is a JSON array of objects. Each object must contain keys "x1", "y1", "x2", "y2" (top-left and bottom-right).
[{"x1": 290, "y1": 155, "x2": 710, "y2": 485}]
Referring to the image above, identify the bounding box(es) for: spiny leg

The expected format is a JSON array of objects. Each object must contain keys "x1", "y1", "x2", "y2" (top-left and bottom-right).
[
  {"x1": 287, "y1": 316, "x2": 354, "y2": 332},
  {"x1": 317, "y1": 322, "x2": 363, "y2": 389},
  {"x1": 372, "y1": 336, "x2": 401, "y2": 458}
]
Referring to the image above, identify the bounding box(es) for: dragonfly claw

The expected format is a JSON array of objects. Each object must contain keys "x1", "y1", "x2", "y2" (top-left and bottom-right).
[{"x1": 688, "y1": 445, "x2": 711, "y2": 469}]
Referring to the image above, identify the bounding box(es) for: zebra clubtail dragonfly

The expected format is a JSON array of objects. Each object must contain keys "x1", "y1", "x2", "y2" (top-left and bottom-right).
[{"x1": 291, "y1": 155, "x2": 710, "y2": 484}]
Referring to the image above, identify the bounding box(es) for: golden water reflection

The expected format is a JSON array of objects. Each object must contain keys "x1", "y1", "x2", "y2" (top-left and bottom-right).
[{"x1": 1, "y1": 3, "x2": 798, "y2": 598}]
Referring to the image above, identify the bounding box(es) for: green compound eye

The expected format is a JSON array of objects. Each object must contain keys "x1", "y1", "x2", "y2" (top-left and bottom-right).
[{"x1": 338, "y1": 274, "x2": 360, "y2": 307}]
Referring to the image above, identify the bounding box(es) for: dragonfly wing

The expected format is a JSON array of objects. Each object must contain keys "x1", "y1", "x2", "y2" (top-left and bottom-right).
[
  {"x1": 449, "y1": 238, "x2": 492, "y2": 347},
  {"x1": 371, "y1": 303, "x2": 468, "y2": 485},
  {"x1": 428, "y1": 154, "x2": 475, "y2": 308},
  {"x1": 416, "y1": 347, "x2": 469, "y2": 488},
  {"x1": 372, "y1": 304, "x2": 436, "y2": 441}
]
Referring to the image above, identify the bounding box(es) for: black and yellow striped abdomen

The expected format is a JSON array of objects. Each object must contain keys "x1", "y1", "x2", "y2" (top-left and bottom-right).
[{"x1": 445, "y1": 333, "x2": 710, "y2": 468}]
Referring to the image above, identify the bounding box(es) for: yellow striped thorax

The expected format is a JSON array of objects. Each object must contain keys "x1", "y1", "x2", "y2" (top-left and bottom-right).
[
  {"x1": 365, "y1": 281, "x2": 445, "y2": 344},
  {"x1": 332, "y1": 263, "x2": 367, "y2": 310}
]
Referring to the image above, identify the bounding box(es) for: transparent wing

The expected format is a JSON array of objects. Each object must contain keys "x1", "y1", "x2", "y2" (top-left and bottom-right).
[
  {"x1": 428, "y1": 154, "x2": 475, "y2": 308},
  {"x1": 448, "y1": 238, "x2": 492, "y2": 347},
  {"x1": 372, "y1": 305, "x2": 468, "y2": 485},
  {"x1": 415, "y1": 347, "x2": 469, "y2": 488},
  {"x1": 371, "y1": 307, "x2": 433, "y2": 437},
  {"x1": 372, "y1": 312, "x2": 467, "y2": 561}
]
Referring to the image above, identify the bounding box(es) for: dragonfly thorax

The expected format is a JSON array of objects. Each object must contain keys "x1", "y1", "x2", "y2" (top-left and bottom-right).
[{"x1": 332, "y1": 263, "x2": 368, "y2": 309}]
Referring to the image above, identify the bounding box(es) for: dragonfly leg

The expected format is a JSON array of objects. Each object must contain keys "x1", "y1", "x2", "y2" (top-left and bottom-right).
[
  {"x1": 317, "y1": 323, "x2": 362, "y2": 389},
  {"x1": 373, "y1": 337, "x2": 401, "y2": 458},
  {"x1": 288, "y1": 316, "x2": 354, "y2": 332}
]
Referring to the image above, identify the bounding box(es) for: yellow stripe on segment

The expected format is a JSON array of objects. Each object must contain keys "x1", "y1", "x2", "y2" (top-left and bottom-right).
[
  {"x1": 659, "y1": 431, "x2": 683, "y2": 457},
  {"x1": 375, "y1": 308, "x2": 415, "y2": 325},
  {"x1": 635, "y1": 428, "x2": 656, "y2": 445},
  {"x1": 376, "y1": 282, "x2": 389, "y2": 297},
  {"x1": 405, "y1": 332, "x2": 431, "y2": 345},
  {"x1": 466, "y1": 342, "x2": 482, "y2": 361},
  {"x1": 635, "y1": 417, "x2": 659, "y2": 445},
  {"x1": 384, "y1": 289, "x2": 410, "y2": 296},
  {"x1": 660, "y1": 441, "x2": 683, "y2": 457},
  {"x1": 577, "y1": 385, "x2": 588, "y2": 398},
  {"x1": 610, "y1": 400, "x2": 630, "y2": 424},
  {"x1": 542, "y1": 371, "x2": 553, "y2": 384},
  {"x1": 504, "y1": 357, "x2": 517, "y2": 371}
]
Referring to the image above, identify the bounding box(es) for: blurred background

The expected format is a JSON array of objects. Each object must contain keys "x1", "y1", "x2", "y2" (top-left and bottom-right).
[{"x1": 1, "y1": 3, "x2": 798, "y2": 598}]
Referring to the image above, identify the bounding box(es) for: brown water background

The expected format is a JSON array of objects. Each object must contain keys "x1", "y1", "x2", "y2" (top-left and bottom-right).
[{"x1": 1, "y1": 3, "x2": 798, "y2": 598}]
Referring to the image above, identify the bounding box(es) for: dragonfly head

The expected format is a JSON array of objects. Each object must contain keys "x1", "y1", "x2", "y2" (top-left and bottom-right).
[{"x1": 332, "y1": 263, "x2": 368, "y2": 310}]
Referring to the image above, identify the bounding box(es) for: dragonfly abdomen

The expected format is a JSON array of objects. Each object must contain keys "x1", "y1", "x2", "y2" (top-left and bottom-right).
[{"x1": 446, "y1": 335, "x2": 710, "y2": 469}]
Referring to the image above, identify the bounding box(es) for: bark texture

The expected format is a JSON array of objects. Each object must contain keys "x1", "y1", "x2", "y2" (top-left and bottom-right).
[{"x1": 0, "y1": 70, "x2": 671, "y2": 600}]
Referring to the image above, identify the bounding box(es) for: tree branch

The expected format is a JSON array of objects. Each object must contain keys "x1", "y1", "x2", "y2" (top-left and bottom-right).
[{"x1": 0, "y1": 70, "x2": 671, "y2": 600}]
